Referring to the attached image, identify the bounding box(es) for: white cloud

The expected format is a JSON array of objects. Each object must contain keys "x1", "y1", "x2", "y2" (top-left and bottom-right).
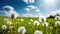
[
  {"x1": 25, "y1": 5, "x2": 40, "y2": 13},
  {"x1": 25, "y1": 5, "x2": 36, "y2": 11},
  {"x1": 2, "y1": 5, "x2": 14, "y2": 11},
  {"x1": 22, "y1": 0, "x2": 35, "y2": 4},
  {"x1": 44, "y1": 0, "x2": 55, "y2": 5},
  {"x1": 35, "y1": 8, "x2": 40, "y2": 13},
  {"x1": 2, "y1": 5, "x2": 19, "y2": 18},
  {"x1": 27, "y1": 5, "x2": 36, "y2": 9},
  {"x1": 29, "y1": 0, "x2": 35, "y2": 3},
  {"x1": 24, "y1": 5, "x2": 44, "y2": 17},
  {"x1": 25, "y1": 8, "x2": 30, "y2": 11},
  {"x1": 49, "y1": 10, "x2": 60, "y2": 16}
]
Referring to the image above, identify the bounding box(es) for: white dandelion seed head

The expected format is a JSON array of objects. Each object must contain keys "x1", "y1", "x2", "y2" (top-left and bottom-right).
[
  {"x1": 2, "y1": 25, "x2": 7, "y2": 29},
  {"x1": 34, "y1": 30, "x2": 42, "y2": 34},
  {"x1": 33, "y1": 21, "x2": 39, "y2": 26},
  {"x1": 55, "y1": 21, "x2": 60, "y2": 25},
  {"x1": 21, "y1": 18, "x2": 24, "y2": 22},
  {"x1": 2, "y1": 6, "x2": 19, "y2": 19},
  {"x1": 39, "y1": 16, "x2": 46, "y2": 22},
  {"x1": 4, "y1": 18, "x2": 9, "y2": 21},
  {"x1": 17, "y1": 19, "x2": 20, "y2": 21},
  {"x1": 28, "y1": 22, "x2": 31, "y2": 25},
  {"x1": 18, "y1": 26, "x2": 26, "y2": 34},
  {"x1": 7, "y1": 20, "x2": 11, "y2": 25},
  {"x1": 55, "y1": 16, "x2": 60, "y2": 20},
  {"x1": 43, "y1": 22, "x2": 48, "y2": 27},
  {"x1": 9, "y1": 26, "x2": 13, "y2": 29},
  {"x1": 10, "y1": 11, "x2": 19, "y2": 19},
  {"x1": 50, "y1": 26, "x2": 53, "y2": 30},
  {"x1": 30, "y1": 19, "x2": 33, "y2": 22}
]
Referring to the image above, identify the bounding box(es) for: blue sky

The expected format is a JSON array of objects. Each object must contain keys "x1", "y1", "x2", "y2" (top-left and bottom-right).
[{"x1": 0, "y1": 0, "x2": 60, "y2": 17}]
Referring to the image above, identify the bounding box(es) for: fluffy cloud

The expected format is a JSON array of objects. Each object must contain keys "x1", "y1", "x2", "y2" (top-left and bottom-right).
[
  {"x1": 25, "y1": 5, "x2": 36, "y2": 11},
  {"x1": 2, "y1": 5, "x2": 14, "y2": 11},
  {"x1": 25, "y1": 5, "x2": 40, "y2": 13},
  {"x1": 49, "y1": 10, "x2": 60, "y2": 16},
  {"x1": 24, "y1": 5, "x2": 45, "y2": 17},
  {"x1": 44, "y1": 0, "x2": 56, "y2": 7},
  {"x1": 2, "y1": 5, "x2": 19, "y2": 18},
  {"x1": 22, "y1": 0, "x2": 35, "y2": 4}
]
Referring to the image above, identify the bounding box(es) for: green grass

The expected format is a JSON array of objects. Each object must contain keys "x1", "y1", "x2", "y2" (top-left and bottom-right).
[{"x1": 0, "y1": 16, "x2": 60, "y2": 34}]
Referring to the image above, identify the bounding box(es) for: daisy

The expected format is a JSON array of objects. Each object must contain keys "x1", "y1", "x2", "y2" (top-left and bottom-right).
[
  {"x1": 18, "y1": 26, "x2": 26, "y2": 34},
  {"x1": 30, "y1": 19, "x2": 33, "y2": 22},
  {"x1": 2, "y1": 25, "x2": 7, "y2": 29},
  {"x1": 43, "y1": 22, "x2": 48, "y2": 27},
  {"x1": 55, "y1": 21, "x2": 60, "y2": 25},
  {"x1": 34, "y1": 30, "x2": 42, "y2": 34},
  {"x1": 21, "y1": 18, "x2": 24, "y2": 22},
  {"x1": 33, "y1": 21, "x2": 39, "y2": 26}
]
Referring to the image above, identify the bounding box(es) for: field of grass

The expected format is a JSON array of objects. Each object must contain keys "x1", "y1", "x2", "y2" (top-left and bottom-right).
[{"x1": 0, "y1": 16, "x2": 60, "y2": 34}]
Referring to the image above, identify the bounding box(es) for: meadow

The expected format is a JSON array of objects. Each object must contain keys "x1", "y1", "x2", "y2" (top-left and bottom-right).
[{"x1": 0, "y1": 16, "x2": 60, "y2": 34}]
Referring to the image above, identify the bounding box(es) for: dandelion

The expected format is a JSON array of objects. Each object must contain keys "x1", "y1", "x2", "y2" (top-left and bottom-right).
[
  {"x1": 7, "y1": 20, "x2": 11, "y2": 25},
  {"x1": 39, "y1": 16, "x2": 46, "y2": 22},
  {"x1": 55, "y1": 21, "x2": 60, "y2": 25},
  {"x1": 18, "y1": 26, "x2": 26, "y2": 34},
  {"x1": 30, "y1": 19, "x2": 33, "y2": 22},
  {"x1": 4, "y1": 18, "x2": 9, "y2": 21},
  {"x1": 28, "y1": 22, "x2": 31, "y2": 25},
  {"x1": 33, "y1": 21, "x2": 39, "y2": 26},
  {"x1": 2, "y1": 25, "x2": 7, "y2": 29},
  {"x1": 9, "y1": 26, "x2": 13, "y2": 29},
  {"x1": 43, "y1": 22, "x2": 48, "y2": 27},
  {"x1": 17, "y1": 19, "x2": 20, "y2": 21},
  {"x1": 50, "y1": 26, "x2": 53, "y2": 30},
  {"x1": 21, "y1": 18, "x2": 24, "y2": 22},
  {"x1": 34, "y1": 30, "x2": 42, "y2": 34},
  {"x1": 3, "y1": 5, "x2": 19, "y2": 19},
  {"x1": 55, "y1": 16, "x2": 60, "y2": 20}
]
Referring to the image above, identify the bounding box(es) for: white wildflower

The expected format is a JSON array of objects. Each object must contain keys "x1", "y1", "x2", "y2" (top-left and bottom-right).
[
  {"x1": 4, "y1": 18, "x2": 9, "y2": 21},
  {"x1": 34, "y1": 30, "x2": 42, "y2": 34},
  {"x1": 39, "y1": 16, "x2": 46, "y2": 22},
  {"x1": 21, "y1": 18, "x2": 24, "y2": 22},
  {"x1": 9, "y1": 26, "x2": 13, "y2": 29},
  {"x1": 28, "y1": 22, "x2": 31, "y2": 25},
  {"x1": 18, "y1": 26, "x2": 26, "y2": 34},
  {"x1": 43, "y1": 22, "x2": 48, "y2": 27},
  {"x1": 30, "y1": 19, "x2": 33, "y2": 22},
  {"x1": 7, "y1": 20, "x2": 11, "y2": 25},
  {"x1": 55, "y1": 16, "x2": 60, "y2": 20},
  {"x1": 55, "y1": 21, "x2": 60, "y2": 25},
  {"x1": 17, "y1": 19, "x2": 20, "y2": 21},
  {"x1": 50, "y1": 26, "x2": 53, "y2": 30},
  {"x1": 2, "y1": 25, "x2": 7, "y2": 29},
  {"x1": 33, "y1": 21, "x2": 39, "y2": 26}
]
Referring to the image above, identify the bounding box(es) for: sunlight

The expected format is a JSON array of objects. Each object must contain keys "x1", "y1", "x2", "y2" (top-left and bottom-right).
[{"x1": 44, "y1": 0, "x2": 55, "y2": 5}]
